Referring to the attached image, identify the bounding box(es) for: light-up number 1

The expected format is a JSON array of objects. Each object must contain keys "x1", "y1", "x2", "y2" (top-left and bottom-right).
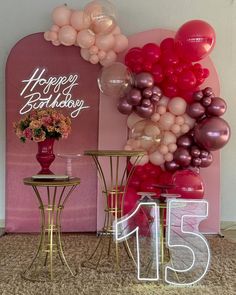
[{"x1": 114, "y1": 199, "x2": 210, "y2": 286}]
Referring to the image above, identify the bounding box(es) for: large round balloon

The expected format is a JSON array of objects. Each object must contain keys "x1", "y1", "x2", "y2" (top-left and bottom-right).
[
  {"x1": 175, "y1": 20, "x2": 216, "y2": 62},
  {"x1": 194, "y1": 117, "x2": 231, "y2": 151},
  {"x1": 169, "y1": 169, "x2": 204, "y2": 199},
  {"x1": 98, "y1": 62, "x2": 133, "y2": 96}
]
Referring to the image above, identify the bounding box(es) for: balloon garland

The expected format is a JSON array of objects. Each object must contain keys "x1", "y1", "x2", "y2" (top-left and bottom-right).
[
  {"x1": 44, "y1": 2, "x2": 231, "y2": 201},
  {"x1": 98, "y1": 20, "x2": 231, "y2": 199},
  {"x1": 44, "y1": 0, "x2": 128, "y2": 66}
]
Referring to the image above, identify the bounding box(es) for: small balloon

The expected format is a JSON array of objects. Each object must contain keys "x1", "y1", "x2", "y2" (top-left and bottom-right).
[
  {"x1": 174, "y1": 147, "x2": 192, "y2": 167},
  {"x1": 126, "y1": 88, "x2": 142, "y2": 106},
  {"x1": 117, "y1": 98, "x2": 133, "y2": 115},
  {"x1": 135, "y1": 72, "x2": 154, "y2": 89},
  {"x1": 207, "y1": 97, "x2": 227, "y2": 116},
  {"x1": 135, "y1": 104, "x2": 154, "y2": 118},
  {"x1": 187, "y1": 102, "x2": 205, "y2": 118}
]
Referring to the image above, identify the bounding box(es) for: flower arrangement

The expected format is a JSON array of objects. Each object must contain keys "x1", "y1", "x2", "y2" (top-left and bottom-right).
[{"x1": 13, "y1": 109, "x2": 72, "y2": 142}]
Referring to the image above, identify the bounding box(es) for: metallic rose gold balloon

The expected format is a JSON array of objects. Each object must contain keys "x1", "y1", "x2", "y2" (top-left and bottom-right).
[
  {"x1": 135, "y1": 72, "x2": 154, "y2": 89},
  {"x1": 206, "y1": 97, "x2": 227, "y2": 117},
  {"x1": 190, "y1": 146, "x2": 201, "y2": 158},
  {"x1": 117, "y1": 97, "x2": 133, "y2": 115},
  {"x1": 177, "y1": 135, "x2": 193, "y2": 148},
  {"x1": 200, "y1": 153, "x2": 213, "y2": 167},
  {"x1": 174, "y1": 147, "x2": 192, "y2": 167},
  {"x1": 135, "y1": 104, "x2": 154, "y2": 118},
  {"x1": 126, "y1": 88, "x2": 142, "y2": 106},
  {"x1": 187, "y1": 102, "x2": 205, "y2": 118},
  {"x1": 143, "y1": 88, "x2": 153, "y2": 98},
  {"x1": 164, "y1": 160, "x2": 180, "y2": 172},
  {"x1": 194, "y1": 117, "x2": 231, "y2": 151},
  {"x1": 193, "y1": 90, "x2": 203, "y2": 101},
  {"x1": 192, "y1": 157, "x2": 202, "y2": 167}
]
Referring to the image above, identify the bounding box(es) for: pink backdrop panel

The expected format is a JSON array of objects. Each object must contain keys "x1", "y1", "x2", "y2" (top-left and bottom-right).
[
  {"x1": 6, "y1": 33, "x2": 100, "y2": 232},
  {"x1": 98, "y1": 29, "x2": 221, "y2": 233}
]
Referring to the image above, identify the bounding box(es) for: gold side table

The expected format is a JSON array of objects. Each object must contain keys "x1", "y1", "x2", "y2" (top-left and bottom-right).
[
  {"x1": 82, "y1": 150, "x2": 146, "y2": 271},
  {"x1": 22, "y1": 177, "x2": 80, "y2": 281}
]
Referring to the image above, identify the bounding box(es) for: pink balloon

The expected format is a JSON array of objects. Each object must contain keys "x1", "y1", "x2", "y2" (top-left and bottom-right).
[
  {"x1": 113, "y1": 34, "x2": 129, "y2": 53},
  {"x1": 95, "y1": 34, "x2": 115, "y2": 51},
  {"x1": 127, "y1": 113, "x2": 143, "y2": 129},
  {"x1": 89, "y1": 45, "x2": 99, "y2": 55},
  {"x1": 162, "y1": 131, "x2": 177, "y2": 145},
  {"x1": 168, "y1": 97, "x2": 187, "y2": 115},
  {"x1": 58, "y1": 25, "x2": 77, "y2": 46},
  {"x1": 175, "y1": 20, "x2": 216, "y2": 62},
  {"x1": 100, "y1": 50, "x2": 117, "y2": 66},
  {"x1": 50, "y1": 25, "x2": 60, "y2": 32},
  {"x1": 158, "y1": 112, "x2": 175, "y2": 130},
  {"x1": 77, "y1": 29, "x2": 95, "y2": 49},
  {"x1": 80, "y1": 48, "x2": 91, "y2": 61},
  {"x1": 49, "y1": 31, "x2": 58, "y2": 42},
  {"x1": 52, "y1": 5, "x2": 72, "y2": 27},
  {"x1": 98, "y1": 50, "x2": 106, "y2": 60},
  {"x1": 111, "y1": 26, "x2": 121, "y2": 35},
  {"x1": 44, "y1": 31, "x2": 51, "y2": 41},
  {"x1": 89, "y1": 54, "x2": 100, "y2": 64},
  {"x1": 149, "y1": 150, "x2": 165, "y2": 166},
  {"x1": 70, "y1": 10, "x2": 91, "y2": 30},
  {"x1": 52, "y1": 40, "x2": 61, "y2": 46}
]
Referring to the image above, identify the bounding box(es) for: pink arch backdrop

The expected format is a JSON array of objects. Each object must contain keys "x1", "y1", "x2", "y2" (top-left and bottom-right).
[{"x1": 6, "y1": 29, "x2": 220, "y2": 233}]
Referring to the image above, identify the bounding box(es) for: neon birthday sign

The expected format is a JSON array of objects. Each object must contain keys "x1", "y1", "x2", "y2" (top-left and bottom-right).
[
  {"x1": 114, "y1": 199, "x2": 210, "y2": 286},
  {"x1": 19, "y1": 68, "x2": 90, "y2": 118}
]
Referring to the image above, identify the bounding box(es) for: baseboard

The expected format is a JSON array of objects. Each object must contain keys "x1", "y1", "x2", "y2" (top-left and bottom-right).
[
  {"x1": 0, "y1": 219, "x2": 5, "y2": 228},
  {"x1": 221, "y1": 221, "x2": 236, "y2": 230}
]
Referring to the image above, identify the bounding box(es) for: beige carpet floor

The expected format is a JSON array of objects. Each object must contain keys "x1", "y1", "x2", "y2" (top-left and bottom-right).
[{"x1": 0, "y1": 234, "x2": 235, "y2": 295}]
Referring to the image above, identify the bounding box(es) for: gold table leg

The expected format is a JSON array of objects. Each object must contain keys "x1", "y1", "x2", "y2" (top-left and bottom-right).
[
  {"x1": 82, "y1": 153, "x2": 143, "y2": 271},
  {"x1": 22, "y1": 184, "x2": 77, "y2": 281}
]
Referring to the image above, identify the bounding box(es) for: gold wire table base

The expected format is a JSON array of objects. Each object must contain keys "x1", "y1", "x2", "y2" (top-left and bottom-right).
[
  {"x1": 22, "y1": 177, "x2": 80, "y2": 281},
  {"x1": 83, "y1": 150, "x2": 146, "y2": 271}
]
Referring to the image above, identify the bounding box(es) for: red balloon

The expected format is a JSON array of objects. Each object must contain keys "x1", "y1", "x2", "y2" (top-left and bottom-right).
[
  {"x1": 169, "y1": 169, "x2": 204, "y2": 199},
  {"x1": 177, "y1": 70, "x2": 197, "y2": 90},
  {"x1": 151, "y1": 63, "x2": 164, "y2": 83},
  {"x1": 162, "y1": 81, "x2": 178, "y2": 98},
  {"x1": 160, "y1": 38, "x2": 175, "y2": 52},
  {"x1": 125, "y1": 48, "x2": 143, "y2": 70},
  {"x1": 108, "y1": 187, "x2": 140, "y2": 216},
  {"x1": 175, "y1": 20, "x2": 216, "y2": 62},
  {"x1": 161, "y1": 51, "x2": 179, "y2": 65},
  {"x1": 127, "y1": 174, "x2": 141, "y2": 190},
  {"x1": 139, "y1": 178, "x2": 159, "y2": 194},
  {"x1": 142, "y1": 43, "x2": 161, "y2": 63},
  {"x1": 157, "y1": 170, "x2": 174, "y2": 185}
]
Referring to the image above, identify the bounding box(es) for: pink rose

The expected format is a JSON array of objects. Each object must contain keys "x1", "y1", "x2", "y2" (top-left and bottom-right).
[{"x1": 23, "y1": 128, "x2": 33, "y2": 140}]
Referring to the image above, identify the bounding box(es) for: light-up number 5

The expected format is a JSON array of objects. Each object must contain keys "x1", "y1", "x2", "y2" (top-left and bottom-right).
[{"x1": 114, "y1": 199, "x2": 210, "y2": 286}]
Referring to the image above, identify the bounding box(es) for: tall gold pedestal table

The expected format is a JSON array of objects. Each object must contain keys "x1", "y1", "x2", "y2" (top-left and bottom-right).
[
  {"x1": 83, "y1": 150, "x2": 146, "y2": 271},
  {"x1": 22, "y1": 177, "x2": 80, "y2": 281}
]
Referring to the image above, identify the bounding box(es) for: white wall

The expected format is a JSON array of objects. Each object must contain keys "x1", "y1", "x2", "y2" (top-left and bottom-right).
[{"x1": 0, "y1": 0, "x2": 235, "y2": 224}]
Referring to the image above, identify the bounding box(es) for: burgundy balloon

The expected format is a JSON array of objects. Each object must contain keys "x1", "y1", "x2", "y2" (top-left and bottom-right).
[
  {"x1": 151, "y1": 94, "x2": 161, "y2": 103},
  {"x1": 190, "y1": 146, "x2": 201, "y2": 158},
  {"x1": 203, "y1": 87, "x2": 214, "y2": 97},
  {"x1": 193, "y1": 90, "x2": 204, "y2": 101},
  {"x1": 135, "y1": 72, "x2": 154, "y2": 89},
  {"x1": 174, "y1": 147, "x2": 192, "y2": 167},
  {"x1": 202, "y1": 96, "x2": 212, "y2": 107},
  {"x1": 164, "y1": 160, "x2": 180, "y2": 172},
  {"x1": 192, "y1": 157, "x2": 202, "y2": 167},
  {"x1": 117, "y1": 98, "x2": 133, "y2": 115},
  {"x1": 177, "y1": 135, "x2": 193, "y2": 148},
  {"x1": 143, "y1": 88, "x2": 153, "y2": 98},
  {"x1": 152, "y1": 86, "x2": 163, "y2": 97},
  {"x1": 187, "y1": 102, "x2": 205, "y2": 118},
  {"x1": 126, "y1": 88, "x2": 142, "y2": 106},
  {"x1": 135, "y1": 104, "x2": 154, "y2": 118},
  {"x1": 178, "y1": 70, "x2": 197, "y2": 90},
  {"x1": 194, "y1": 117, "x2": 231, "y2": 151},
  {"x1": 200, "y1": 150, "x2": 209, "y2": 158},
  {"x1": 142, "y1": 98, "x2": 152, "y2": 107},
  {"x1": 206, "y1": 97, "x2": 227, "y2": 117},
  {"x1": 200, "y1": 153, "x2": 213, "y2": 168}
]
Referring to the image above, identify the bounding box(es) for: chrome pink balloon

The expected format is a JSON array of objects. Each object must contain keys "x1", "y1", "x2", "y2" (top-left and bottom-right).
[
  {"x1": 117, "y1": 98, "x2": 132, "y2": 115},
  {"x1": 207, "y1": 97, "x2": 227, "y2": 117},
  {"x1": 194, "y1": 117, "x2": 231, "y2": 151},
  {"x1": 173, "y1": 147, "x2": 192, "y2": 167},
  {"x1": 135, "y1": 72, "x2": 154, "y2": 89},
  {"x1": 187, "y1": 102, "x2": 205, "y2": 118}
]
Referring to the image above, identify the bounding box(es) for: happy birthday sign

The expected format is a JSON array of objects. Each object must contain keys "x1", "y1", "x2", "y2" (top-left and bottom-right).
[{"x1": 19, "y1": 68, "x2": 90, "y2": 118}]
